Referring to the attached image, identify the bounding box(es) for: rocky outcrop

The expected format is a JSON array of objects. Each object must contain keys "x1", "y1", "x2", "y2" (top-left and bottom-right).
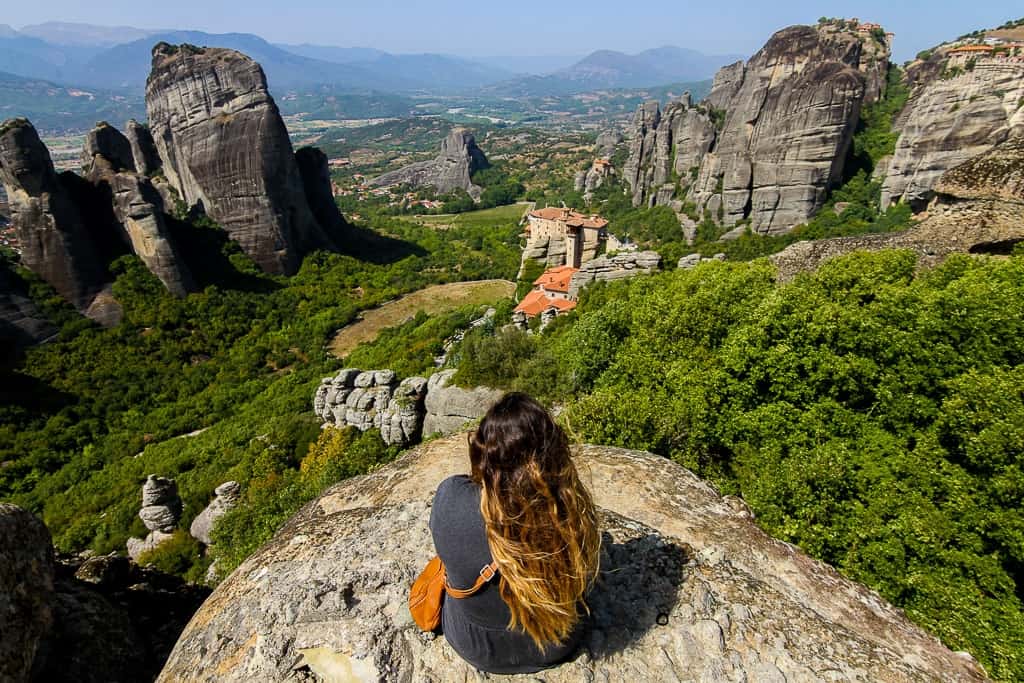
[
  {"x1": 127, "y1": 475, "x2": 183, "y2": 561},
  {"x1": 567, "y1": 250, "x2": 662, "y2": 298},
  {"x1": 295, "y1": 146, "x2": 350, "y2": 237},
  {"x1": 0, "y1": 119, "x2": 111, "y2": 313},
  {"x1": 0, "y1": 260, "x2": 57, "y2": 362},
  {"x1": 189, "y1": 481, "x2": 241, "y2": 545},
  {"x1": 157, "y1": 434, "x2": 986, "y2": 682},
  {"x1": 0, "y1": 504, "x2": 54, "y2": 683},
  {"x1": 313, "y1": 368, "x2": 498, "y2": 446},
  {"x1": 124, "y1": 119, "x2": 161, "y2": 176},
  {"x1": 145, "y1": 43, "x2": 340, "y2": 275},
  {"x1": 623, "y1": 22, "x2": 891, "y2": 236},
  {"x1": 83, "y1": 122, "x2": 194, "y2": 297},
  {"x1": 423, "y1": 369, "x2": 503, "y2": 436},
  {"x1": 21, "y1": 547, "x2": 210, "y2": 683},
  {"x1": 678, "y1": 252, "x2": 726, "y2": 269},
  {"x1": 881, "y1": 59, "x2": 1024, "y2": 210},
  {"x1": 367, "y1": 128, "x2": 489, "y2": 201},
  {"x1": 689, "y1": 24, "x2": 881, "y2": 235},
  {"x1": 771, "y1": 134, "x2": 1024, "y2": 281}
]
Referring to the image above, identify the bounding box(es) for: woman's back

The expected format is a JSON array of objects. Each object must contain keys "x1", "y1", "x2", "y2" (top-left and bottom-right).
[{"x1": 429, "y1": 474, "x2": 582, "y2": 674}]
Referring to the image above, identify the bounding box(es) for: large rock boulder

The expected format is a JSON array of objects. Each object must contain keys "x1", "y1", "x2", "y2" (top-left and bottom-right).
[
  {"x1": 422, "y1": 369, "x2": 502, "y2": 436},
  {"x1": 367, "y1": 128, "x2": 489, "y2": 200},
  {"x1": 156, "y1": 434, "x2": 986, "y2": 682},
  {"x1": 189, "y1": 481, "x2": 242, "y2": 545},
  {"x1": 0, "y1": 260, "x2": 57, "y2": 363},
  {"x1": 0, "y1": 118, "x2": 111, "y2": 313},
  {"x1": 145, "y1": 43, "x2": 340, "y2": 275},
  {"x1": 881, "y1": 55, "x2": 1024, "y2": 210},
  {"x1": 0, "y1": 504, "x2": 54, "y2": 683}
]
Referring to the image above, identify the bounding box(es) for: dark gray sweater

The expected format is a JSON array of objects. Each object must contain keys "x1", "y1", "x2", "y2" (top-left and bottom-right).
[{"x1": 429, "y1": 475, "x2": 582, "y2": 674}]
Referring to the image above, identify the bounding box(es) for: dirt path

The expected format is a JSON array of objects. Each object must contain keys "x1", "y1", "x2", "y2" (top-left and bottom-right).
[{"x1": 328, "y1": 279, "x2": 515, "y2": 358}]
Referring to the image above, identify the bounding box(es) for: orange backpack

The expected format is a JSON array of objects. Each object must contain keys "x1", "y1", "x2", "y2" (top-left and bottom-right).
[{"x1": 409, "y1": 556, "x2": 499, "y2": 631}]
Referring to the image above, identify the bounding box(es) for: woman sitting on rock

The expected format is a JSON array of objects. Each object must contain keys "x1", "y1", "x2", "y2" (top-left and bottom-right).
[{"x1": 429, "y1": 392, "x2": 601, "y2": 674}]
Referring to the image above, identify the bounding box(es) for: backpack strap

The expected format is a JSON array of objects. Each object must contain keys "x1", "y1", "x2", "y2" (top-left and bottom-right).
[{"x1": 445, "y1": 561, "x2": 499, "y2": 599}]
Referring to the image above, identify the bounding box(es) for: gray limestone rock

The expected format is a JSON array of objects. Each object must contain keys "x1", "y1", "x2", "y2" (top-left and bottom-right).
[
  {"x1": 126, "y1": 530, "x2": 175, "y2": 562},
  {"x1": 156, "y1": 435, "x2": 987, "y2": 683},
  {"x1": 125, "y1": 119, "x2": 162, "y2": 176},
  {"x1": 379, "y1": 376, "x2": 429, "y2": 446},
  {"x1": 689, "y1": 24, "x2": 882, "y2": 235},
  {"x1": 568, "y1": 251, "x2": 661, "y2": 299},
  {"x1": 881, "y1": 59, "x2": 1024, "y2": 210},
  {"x1": 0, "y1": 118, "x2": 112, "y2": 314},
  {"x1": 190, "y1": 481, "x2": 242, "y2": 545},
  {"x1": 595, "y1": 130, "x2": 622, "y2": 155},
  {"x1": 138, "y1": 475, "x2": 182, "y2": 533},
  {"x1": 314, "y1": 368, "x2": 429, "y2": 447},
  {"x1": 83, "y1": 122, "x2": 194, "y2": 297},
  {"x1": 0, "y1": 260, "x2": 57, "y2": 361},
  {"x1": 0, "y1": 503, "x2": 54, "y2": 683},
  {"x1": 82, "y1": 121, "x2": 135, "y2": 173},
  {"x1": 422, "y1": 369, "x2": 502, "y2": 436},
  {"x1": 145, "y1": 43, "x2": 338, "y2": 275},
  {"x1": 367, "y1": 128, "x2": 489, "y2": 201},
  {"x1": 771, "y1": 134, "x2": 1024, "y2": 282},
  {"x1": 294, "y1": 145, "x2": 348, "y2": 240}
]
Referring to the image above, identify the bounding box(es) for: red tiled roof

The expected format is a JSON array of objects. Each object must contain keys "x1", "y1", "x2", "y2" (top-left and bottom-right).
[
  {"x1": 528, "y1": 207, "x2": 608, "y2": 230},
  {"x1": 532, "y1": 265, "x2": 578, "y2": 293},
  {"x1": 514, "y1": 290, "x2": 577, "y2": 317},
  {"x1": 529, "y1": 207, "x2": 571, "y2": 221}
]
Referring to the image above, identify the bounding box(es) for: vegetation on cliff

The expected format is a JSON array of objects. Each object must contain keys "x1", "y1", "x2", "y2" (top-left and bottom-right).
[{"x1": 446, "y1": 251, "x2": 1024, "y2": 680}]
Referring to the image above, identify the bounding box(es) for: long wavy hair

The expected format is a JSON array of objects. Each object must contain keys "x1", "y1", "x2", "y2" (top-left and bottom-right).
[{"x1": 468, "y1": 393, "x2": 601, "y2": 650}]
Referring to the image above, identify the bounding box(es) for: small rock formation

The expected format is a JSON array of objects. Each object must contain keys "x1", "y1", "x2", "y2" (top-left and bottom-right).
[
  {"x1": 367, "y1": 128, "x2": 489, "y2": 201},
  {"x1": 82, "y1": 122, "x2": 194, "y2": 297},
  {"x1": 678, "y1": 252, "x2": 726, "y2": 269},
  {"x1": 623, "y1": 22, "x2": 892, "y2": 236},
  {"x1": 0, "y1": 503, "x2": 54, "y2": 683},
  {"x1": 145, "y1": 43, "x2": 341, "y2": 275},
  {"x1": 156, "y1": 434, "x2": 986, "y2": 682},
  {"x1": 567, "y1": 250, "x2": 662, "y2": 299},
  {"x1": 313, "y1": 368, "x2": 499, "y2": 446},
  {"x1": 771, "y1": 134, "x2": 1024, "y2": 281},
  {"x1": 127, "y1": 475, "x2": 183, "y2": 561},
  {"x1": 422, "y1": 369, "x2": 503, "y2": 436},
  {"x1": 189, "y1": 481, "x2": 241, "y2": 545},
  {"x1": 124, "y1": 119, "x2": 162, "y2": 176},
  {"x1": 0, "y1": 118, "x2": 111, "y2": 314},
  {"x1": 881, "y1": 53, "x2": 1024, "y2": 210}
]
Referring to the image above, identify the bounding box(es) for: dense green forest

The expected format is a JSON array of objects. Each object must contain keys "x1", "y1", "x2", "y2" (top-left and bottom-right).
[{"x1": 448, "y1": 251, "x2": 1024, "y2": 680}]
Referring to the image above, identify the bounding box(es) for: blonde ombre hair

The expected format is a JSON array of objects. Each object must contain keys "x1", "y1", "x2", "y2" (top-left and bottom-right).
[{"x1": 468, "y1": 393, "x2": 601, "y2": 650}]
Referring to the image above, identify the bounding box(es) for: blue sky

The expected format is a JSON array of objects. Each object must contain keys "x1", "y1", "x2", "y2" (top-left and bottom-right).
[{"x1": 6, "y1": 1, "x2": 1022, "y2": 62}]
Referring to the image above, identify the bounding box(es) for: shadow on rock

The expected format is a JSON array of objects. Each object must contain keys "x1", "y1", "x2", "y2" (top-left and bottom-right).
[{"x1": 582, "y1": 527, "x2": 693, "y2": 661}]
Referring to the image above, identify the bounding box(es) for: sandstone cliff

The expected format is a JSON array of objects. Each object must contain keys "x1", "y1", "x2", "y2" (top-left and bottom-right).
[
  {"x1": 157, "y1": 434, "x2": 985, "y2": 682},
  {"x1": 771, "y1": 134, "x2": 1024, "y2": 280},
  {"x1": 881, "y1": 54, "x2": 1024, "y2": 210},
  {"x1": 145, "y1": 43, "x2": 341, "y2": 275},
  {"x1": 0, "y1": 119, "x2": 112, "y2": 314},
  {"x1": 367, "y1": 128, "x2": 489, "y2": 201},
  {"x1": 82, "y1": 122, "x2": 194, "y2": 297},
  {"x1": 624, "y1": 22, "x2": 891, "y2": 237}
]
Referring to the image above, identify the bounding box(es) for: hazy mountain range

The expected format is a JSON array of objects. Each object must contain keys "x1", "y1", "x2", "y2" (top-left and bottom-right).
[{"x1": 0, "y1": 21, "x2": 742, "y2": 95}]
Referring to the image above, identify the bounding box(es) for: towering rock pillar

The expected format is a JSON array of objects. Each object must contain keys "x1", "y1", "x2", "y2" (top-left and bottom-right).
[
  {"x1": 82, "y1": 122, "x2": 194, "y2": 296},
  {"x1": 0, "y1": 118, "x2": 109, "y2": 311},
  {"x1": 145, "y1": 43, "x2": 338, "y2": 275}
]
